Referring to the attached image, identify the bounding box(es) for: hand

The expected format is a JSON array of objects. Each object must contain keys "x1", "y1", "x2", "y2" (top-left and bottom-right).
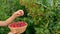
[
  {"x1": 8, "y1": 32, "x2": 20, "y2": 34},
  {"x1": 12, "y1": 10, "x2": 24, "y2": 17},
  {"x1": 8, "y1": 32, "x2": 16, "y2": 34}
]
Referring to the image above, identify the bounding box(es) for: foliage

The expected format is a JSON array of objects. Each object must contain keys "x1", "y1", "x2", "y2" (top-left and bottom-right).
[
  {"x1": 20, "y1": 0, "x2": 60, "y2": 34},
  {"x1": 0, "y1": 0, "x2": 60, "y2": 34}
]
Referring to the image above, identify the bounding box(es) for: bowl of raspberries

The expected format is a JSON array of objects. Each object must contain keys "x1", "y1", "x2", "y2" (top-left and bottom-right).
[{"x1": 8, "y1": 21, "x2": 27, "y2": 34}]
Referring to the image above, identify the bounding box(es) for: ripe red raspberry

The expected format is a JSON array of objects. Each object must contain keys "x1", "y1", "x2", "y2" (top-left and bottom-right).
[{"x1": 9, "y1": 22, "x2": 26, "y2": 28}]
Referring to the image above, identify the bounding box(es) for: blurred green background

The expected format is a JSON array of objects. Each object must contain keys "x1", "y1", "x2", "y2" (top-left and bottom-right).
[{"x1": 0, "y1": 0, "x2": 60, "y2": 34}]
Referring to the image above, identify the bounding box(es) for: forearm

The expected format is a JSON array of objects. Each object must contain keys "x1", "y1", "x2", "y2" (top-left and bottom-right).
[
  {"x1": 4, "y1": 15, "x2": 17, "y2": 25},
  {"x1": 0, "y1": 21, "x2": 7, "y2": 26},
  {"x1": 0, "y1": 15, "x2": 17, "y2": 26}
]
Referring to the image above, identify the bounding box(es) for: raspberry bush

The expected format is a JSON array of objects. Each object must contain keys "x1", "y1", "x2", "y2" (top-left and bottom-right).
[
  {"x1": 0, "y1": 0, "x2": 60, "y2": 34},
  {"x1": 20, "y1": 0, "x2": 60, "y2": 34}
]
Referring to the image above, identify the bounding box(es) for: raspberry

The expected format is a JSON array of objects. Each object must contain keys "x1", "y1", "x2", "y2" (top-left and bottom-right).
[{"x1": 9, "y1": 22, "x2": 26, "y2": 28}]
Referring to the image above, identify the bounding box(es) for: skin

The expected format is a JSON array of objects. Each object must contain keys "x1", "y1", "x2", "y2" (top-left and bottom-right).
[{"x1": 0, "y1": 10, "x2": 24, "y2": 34}]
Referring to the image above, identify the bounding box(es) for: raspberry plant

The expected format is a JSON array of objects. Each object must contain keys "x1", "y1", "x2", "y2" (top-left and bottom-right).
[
  {"x1": 0, "y1": 0, "x2": 60, "y2": 34},
  {"x1": 20, "y1": 0, "x2": 60, "y2": 34}
]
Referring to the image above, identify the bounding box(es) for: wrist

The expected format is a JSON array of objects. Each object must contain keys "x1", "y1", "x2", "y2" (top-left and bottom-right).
[
  {"x1": 11, "y1": 15, "x2": 17, "y2": 19},
  {"x1": 12, "y1": 14, "x2": 17, "y2": 18}
]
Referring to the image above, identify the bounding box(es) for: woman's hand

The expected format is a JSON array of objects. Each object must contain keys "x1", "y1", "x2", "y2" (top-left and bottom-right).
[{"x1": 12, "y1": 10, "x2": 24, "y2": 17}]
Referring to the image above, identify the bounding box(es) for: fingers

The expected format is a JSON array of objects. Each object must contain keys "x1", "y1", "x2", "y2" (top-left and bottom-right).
[
  {"x1": 12, "y1": 10, "x2": 24, "y2": 17},
  {"x1": 8, "y1": 32, "x2": 19, "y2": 34},
  {"x1": 8, "y1": 32, "x2": 15, "y2": 34},
  {"x1": 17, "y1": 10, "x2": 24, "y2": 16}
]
